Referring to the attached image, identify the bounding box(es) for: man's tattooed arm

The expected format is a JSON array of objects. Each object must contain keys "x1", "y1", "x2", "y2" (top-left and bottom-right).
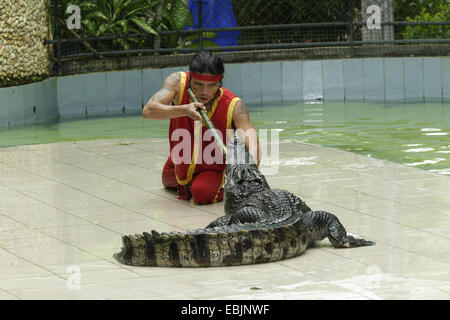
[
  {"x1": 235, "y1": 100, "x2": 249, "y2": 115},
  {"x1": 149, "y1": 72, "x2": 180, "y2": 105},
  {"x1": 149, "y1": 87, "x2": 172, "y2": 104},
  {"x1": 142, "y1": 71, "x2": 204, "y2": 121},
  {"x1": 162, "y1": 72, "x2": 180, "y2": 90}
]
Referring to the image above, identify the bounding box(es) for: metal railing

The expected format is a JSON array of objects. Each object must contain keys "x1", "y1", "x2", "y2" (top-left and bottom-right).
[{"x1": 45, "y1": 0, "x2": 450, "y2": 74}]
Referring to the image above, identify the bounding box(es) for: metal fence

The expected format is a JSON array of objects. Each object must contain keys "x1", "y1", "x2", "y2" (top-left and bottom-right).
[{"x1": 45, "y1": 0, "x2": 450, "y2": 73}]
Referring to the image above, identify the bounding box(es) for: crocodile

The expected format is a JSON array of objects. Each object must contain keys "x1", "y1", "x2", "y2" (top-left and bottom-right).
[{"x1": 113, "y1": 135, "x2": 374, "y2": 267}]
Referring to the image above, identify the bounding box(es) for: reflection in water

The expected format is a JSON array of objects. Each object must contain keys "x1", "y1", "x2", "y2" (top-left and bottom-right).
[{"x1": 251, "y1": 101, "x2": 450, "y2": 175}]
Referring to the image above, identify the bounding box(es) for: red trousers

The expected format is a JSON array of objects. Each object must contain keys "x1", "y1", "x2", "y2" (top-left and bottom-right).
[{"x1": 162, "y1": 157, "x2": 224, "y2": 204}]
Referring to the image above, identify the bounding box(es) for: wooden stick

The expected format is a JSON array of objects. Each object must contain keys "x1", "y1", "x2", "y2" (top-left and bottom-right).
[{"x1": 187, "y1": 88, "x2": 228, "y2": 155}]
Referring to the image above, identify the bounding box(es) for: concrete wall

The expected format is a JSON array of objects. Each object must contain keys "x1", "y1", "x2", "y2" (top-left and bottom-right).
[
  {"x1": 0, "y1": 78, "x2": 57, "y2": 128},
  {"x1": 0, "y1": 0, "x2": 51, "y2": 86},
  {"x1": 0, "y1": 57, "x2": 449, "y2": 129}
]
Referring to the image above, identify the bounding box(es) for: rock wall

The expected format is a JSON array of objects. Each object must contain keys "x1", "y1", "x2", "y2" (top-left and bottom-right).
[{"x1": 0, "y1": 0, "x2": 51, "y2": 86}]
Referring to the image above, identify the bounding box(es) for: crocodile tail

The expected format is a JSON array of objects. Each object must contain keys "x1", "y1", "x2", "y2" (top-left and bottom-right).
[{"x1": 113, "y1": 215, "x2": 310, "y2": 267}]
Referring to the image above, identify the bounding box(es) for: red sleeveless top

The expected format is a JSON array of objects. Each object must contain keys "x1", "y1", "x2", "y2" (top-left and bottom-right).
[{"x1": 169, "y1": 71, "x2": 241, "y2": 187}]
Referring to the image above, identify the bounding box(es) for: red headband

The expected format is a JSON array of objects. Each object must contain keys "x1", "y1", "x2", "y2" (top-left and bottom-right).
[{"x1": 189, "y1": 72, "x2": 223, "y2": 82}]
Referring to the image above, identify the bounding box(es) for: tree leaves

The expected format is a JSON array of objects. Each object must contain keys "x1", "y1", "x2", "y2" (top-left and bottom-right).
[
  {"x1": 402, "y1": 0, "x2": 449, "y2": 39},
  {"x1": 170, "y1": 0, "x2": 194, "y2": 30},
  {"x1": 131, "y1": 17, "x2": 158, "y2": 36},
  {"x1": 55, "y1": 0, "x2": 217, "y2": 52}
]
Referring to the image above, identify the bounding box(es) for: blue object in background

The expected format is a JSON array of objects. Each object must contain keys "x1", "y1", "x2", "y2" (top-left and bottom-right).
[{"x1": 186, "y1": 0, "x2": 241, "y2": 48}]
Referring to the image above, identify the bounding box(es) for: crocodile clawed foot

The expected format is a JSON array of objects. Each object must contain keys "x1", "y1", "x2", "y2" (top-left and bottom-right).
[{"x1": 346, "y1": 235, "x2": 375, "y2": 248}]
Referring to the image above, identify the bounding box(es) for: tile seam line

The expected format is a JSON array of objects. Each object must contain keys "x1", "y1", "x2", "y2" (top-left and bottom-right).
[
  {"x1": 321, "y1": 237, "x2": 450, "y2": 268},
  {"x1": 1, "y1": 154, "x2": 213, "y2": 230},
  {"x1": 0, "y1": 170, "x2": 196, "y2": 278},
  {"x1": 0, "y1": 178, "x2": 185, "y2": 236},
  {"x1": 303, "y1": 201, "x2": 446, "y2": 235},
  {"x1": 277, "y1": 165, "x2": 436, "y2": 190},
  {"x1": 314, "y1": 198, "x2": 450, "y2": 241},
  {"x1": 317, "y1": 253, "x2": 450, "y2": 298},
  {"x1": 279, "y1": 144, "x2": 449, "y2": 197},
  {"x1": 276, "y1": 262, "x2": 383, "y2": 300},
  {"x1": 16, "y1": 141, "x2": 219, "y2": 217},
  {"x1": 0, "y1": 156, "x2": 221, "y2": 274},
  {"x1": 0, "y1": 244, "x2": 71, "y2": 284},
  {"x1": 0, "y1": 174, "x2": 149, "y2": 235},
  {"x1": 4, "y1": 143, "x2": 449, "y2": 244},
  {"x1": 3, "y1": 142, "x2": 449, "y2": 223},
  {"x1": 3, "y1": 141, "x2": 449, "y2": 267},
  {"x1": 0, "y1": 286, "x2": 22, "y2": 300},
  {"x1": 2, "y1": 211, "x2": 450, "y2": 291},
  {"x1": 292, "y1": 182, "x2": 449, "y2": 224},
  {"x1": 308, "y1": 190, "x2": 449, "y2": 221},
  {"x1": 0, "y1": 211, "x2": 145, "y2": 280},
  {"x1": 276, "y1": 258, "x2": 393, "y2": 300},
  {"x1": 326, "y1": 235, "x2": 450, "y2": 268},
  {"x1": 332, "y1": 258, "x2": 450, "y2": 297}
]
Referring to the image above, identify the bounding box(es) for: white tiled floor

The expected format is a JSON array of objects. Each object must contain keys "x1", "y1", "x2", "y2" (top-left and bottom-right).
[{"x1": 0, "y1": 138, "x2": 449, "y2": 300}]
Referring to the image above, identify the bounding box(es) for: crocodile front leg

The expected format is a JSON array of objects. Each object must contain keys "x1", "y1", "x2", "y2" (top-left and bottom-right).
[
  {"x1": 300, "y1": 210, "x2": 374, "y2": 248},
  {"x1": 206, "y1": 207, "x2": 270, "y2": 228},
  {"x1": 206, "y1": 215, "x2": 233, "y2": 228}
]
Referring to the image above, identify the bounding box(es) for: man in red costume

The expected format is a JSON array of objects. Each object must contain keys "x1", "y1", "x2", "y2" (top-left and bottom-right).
[{"x1": 142, "y1": 51, "x2": 260, "y2": 204}]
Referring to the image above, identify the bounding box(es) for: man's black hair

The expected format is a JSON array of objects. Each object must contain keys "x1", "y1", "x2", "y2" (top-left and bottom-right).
[{"x1": 189, "y1": 50, "x2": 224, "y2": 75}]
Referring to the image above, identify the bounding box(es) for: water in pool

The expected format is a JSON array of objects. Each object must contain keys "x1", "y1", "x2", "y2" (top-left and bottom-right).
[{"x1": 1, "y1": 101, "x2": 449, "y2": 175}]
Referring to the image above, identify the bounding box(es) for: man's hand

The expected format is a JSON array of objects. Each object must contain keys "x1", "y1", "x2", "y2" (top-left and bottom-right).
[{"x1": 184, "y1": 102, "x2": 206, "y2": 121}]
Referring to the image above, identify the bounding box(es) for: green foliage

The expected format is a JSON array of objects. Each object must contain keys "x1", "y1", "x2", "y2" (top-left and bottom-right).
[
  {"x1": 47, "y1": 0, "x2": 449, "y2": 55},
  {"x1": 157, "y1": 0, "x2": 193, "y2": 48},
  {"x1": 32, "y1": 75, "x2": 45, "y2": 82},
  {"x1": 398, "y1": 0, "x2": 450, "y2": 39},
  {"x1": 157, "y1": 1, "x2": 217, "y2": 49},
  {"x1": 51, "y1": 0, "x2": 158, "y2": 50},
  {"x1": 82, "y1": 0, "x2": 159, "y2": 50},
  {"x1": 52, "y1": 0, "x2": 203, "y2": 52},
  {"x1": 394, "y1": 0, "x2": 448, "y2": 21},
  {"x1": 162, "y1": 0, "x2": 193, "y2": 30}
]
